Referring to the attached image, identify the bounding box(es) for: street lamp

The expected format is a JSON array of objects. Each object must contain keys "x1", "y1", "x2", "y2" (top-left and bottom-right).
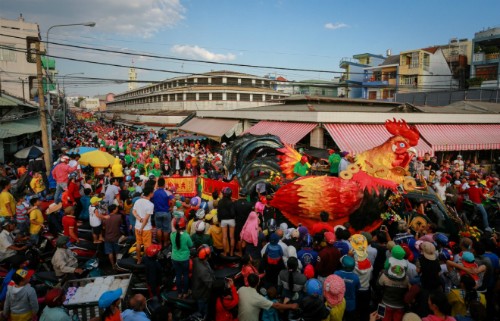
[
  {"x1": 60, "y1": 72, "x2": 84, "y2": 132},
  {"x1": 45, "y1": 22, "x2": 95, "y2": 161}
]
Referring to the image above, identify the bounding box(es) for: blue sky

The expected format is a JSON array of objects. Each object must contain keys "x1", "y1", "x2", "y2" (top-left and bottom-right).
[{"x1": 2, "y1": 0, "x2": 500, "y2": 96}]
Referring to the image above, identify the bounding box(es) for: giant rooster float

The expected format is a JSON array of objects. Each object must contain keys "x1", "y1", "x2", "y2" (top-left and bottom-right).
[{"x1": 225, "y1": 119, "x2": 421, "y2": 232}]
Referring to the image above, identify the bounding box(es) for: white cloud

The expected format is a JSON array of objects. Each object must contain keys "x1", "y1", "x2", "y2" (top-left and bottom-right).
[
  {"x1": 171, "y1": 45, "x2": 236, "y2": 62},
  {"x1": 2, "y1": 0, "x2": 186, "y2": 38},
  {"x1": 324, "y1": 22, "x2": 349, "y2": 30}
]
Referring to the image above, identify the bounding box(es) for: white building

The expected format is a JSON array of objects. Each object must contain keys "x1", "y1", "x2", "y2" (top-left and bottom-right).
[
  {"x1": 80, "y1": 98, "x2": 100, "y2": 110},
  {"x1": 0, "y1": 15, "x2": 41, "y2": 101}
]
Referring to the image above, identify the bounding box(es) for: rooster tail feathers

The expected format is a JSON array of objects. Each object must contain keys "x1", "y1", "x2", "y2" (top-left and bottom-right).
[{"x1": 277, "y1": 144, "x2": 302, "y2": 180}]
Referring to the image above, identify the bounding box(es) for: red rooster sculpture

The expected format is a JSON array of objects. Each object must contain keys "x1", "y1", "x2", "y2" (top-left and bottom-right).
[{"x1": 270, "y1": 118, "x2": 420, "y2": 232}]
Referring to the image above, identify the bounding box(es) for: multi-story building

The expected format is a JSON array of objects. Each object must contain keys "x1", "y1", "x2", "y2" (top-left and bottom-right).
[
  {"x1": 398, "y1": 46, "x2": 456, "y2": 93},
  {"x1": 0, "y1": 15, "x2": 41, "y2": 100},
  {"x1": 440, "y1": 38, "x2": 471, "y2": 89},
  {"x1": 471, "y1": 27, "x2": 500, "y2": 89},
  {"x1": 106, "y1": 70, "x2": 289, "y2": 113},
  {"x1": 362, "y1": 55, "x2": 399, "y2": 100},
  {"x1": 338, "y1": 53, "x2": 386, "y2": 98}
]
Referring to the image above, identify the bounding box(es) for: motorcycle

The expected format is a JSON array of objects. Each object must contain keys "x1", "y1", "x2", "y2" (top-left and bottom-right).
[{"x1": 34, "y1": 258, "x2": 100, "y2": 287}]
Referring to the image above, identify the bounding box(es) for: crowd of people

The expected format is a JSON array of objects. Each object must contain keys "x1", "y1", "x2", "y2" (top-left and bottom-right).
[{"x1": 0, "y1": 115, "x2": 499, "y2": 321}]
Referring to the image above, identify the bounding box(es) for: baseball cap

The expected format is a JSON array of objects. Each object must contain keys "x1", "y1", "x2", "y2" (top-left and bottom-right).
[
  {"x1": 391, "y1": 245, "x2": 406, "y2": 260},
  {"x1": 341, "y1": 255, "x2": 355, "y2": 271},
  {"x1": 90, "y1": 196, "x2": 102, "y2": 204},
  {"x1": 462, "y1": 251, "x2": 475, "y2": 263},
  {"x1": 324, "y1": 232, "x2": 336, "y2": 244},
  {"x1": 15, "y1": 269, "x2": 35, "y2": 281},
  {"x1": 98, "y1": 288, "x2": 122, "y2": 309}
]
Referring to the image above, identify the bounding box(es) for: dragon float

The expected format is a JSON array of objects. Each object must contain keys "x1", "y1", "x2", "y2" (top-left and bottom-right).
[{"x1": 224, "y1": 118, "x2": 421, "y2": 232}]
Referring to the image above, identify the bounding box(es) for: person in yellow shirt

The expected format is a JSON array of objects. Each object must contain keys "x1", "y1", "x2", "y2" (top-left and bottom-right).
[
  {"x1": 206, "y1": 210, "x2": 223, "y2": 252},
  {"x1": 29, "y1": 172, "x2": 46, "y2": 196},
  {"x1": 28, "y1": 197, "x2": 44, "y2": 245},
  {"x1": 111, "y1": 157, "x2": 124, "y2": 178},
  {"x1": 447, "y1": 274, "x2": 486, "y2": 317},
  {"x1": 0, "y1": 180, "x2": 15, "y2": 218}
]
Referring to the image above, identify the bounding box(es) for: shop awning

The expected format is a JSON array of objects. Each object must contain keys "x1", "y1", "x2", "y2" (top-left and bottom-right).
[
  {"x1": 324, "y1": 123, "x2": 433, "y2": 156},
  {"x1": 243, "y1": 121, "x2": 317, "y2": 145},
  {"x1": 416, "y1": 124, "x2": 500, "y2": 151},
  {"x1": 0, "y1": 117, "x2": 41, "y2": 139},
  {"x1": 179, "y1": 117, "x2": 241, "y2": 142}
]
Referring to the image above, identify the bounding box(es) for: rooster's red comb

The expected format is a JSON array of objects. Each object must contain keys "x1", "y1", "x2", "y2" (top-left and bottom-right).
[{"x1": 385, "y1": 118, "x2": 420, "y2": 146}]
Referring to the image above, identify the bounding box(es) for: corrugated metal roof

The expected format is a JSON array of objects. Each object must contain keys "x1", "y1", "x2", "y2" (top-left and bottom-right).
[
  {"x1": 0, "y1": 93, "x2": 37, "y2": 108},
  {"x1": 0, "y1": 117, "x2": 41, "y2": 139}
]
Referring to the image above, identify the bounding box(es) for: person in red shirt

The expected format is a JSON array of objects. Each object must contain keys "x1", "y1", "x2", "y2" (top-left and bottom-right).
[
  {"x1": 311, "y1": 211, "x2": 334, "y2": 236},
  {"x1": 215, "y1": 278, "x2": 239, "y2": 321},
  {"x1": 62, "y1": 206, "x2": 79, "y2": 243},
  {"x1": 467, "y1": 180, "x2": 491, "y2": 232}
]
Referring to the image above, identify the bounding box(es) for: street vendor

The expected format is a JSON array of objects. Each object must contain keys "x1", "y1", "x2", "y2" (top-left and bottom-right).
[
  {"x1": 51, "y1": 236, "x2": 84, "y2": 279},
  {"x1": 293, "y1": 156, "x2": 310, "y2": 178}
]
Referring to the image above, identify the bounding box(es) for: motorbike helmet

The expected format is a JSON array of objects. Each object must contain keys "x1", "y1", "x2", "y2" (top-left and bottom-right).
[
  {"x1": 190, "y1": 196, "x2": 201, "y2": 207},
  {"x1": 438, "y1": 248, "x2": 452, "y2": 261},
  {"x1": 267, "y1": 219, "x2": 277, "y2": 233},
  {"x1": 305, "y1": 278, "x2": 323, "y2": 296},
  {"x1": 195, "y1": 209, "x2": 206, "y2": 220},
  {"x1": 222, "y1": 187, "x2": 232, "y2": 198},
  {"x1": 433, "y1": 233, "x2": 449, "y2": 248},
  {"x1": 146, "y1": 244, "x2": 162, "y2": 257},
  {"x1": 175, "y1": 217, "x2": 187, "y2": 230},
  {"x1": 197, "y1": 244, "x2": 211, "y2": 260},
  {"x1": 195, "y1": 221, "x2": 206, "y2": 233},
  {"x1": 68, "y1": 172, "x2": 78, "y2": 180},
  {"x1": 199, "y1": 201, "x2": 208, "y2": 211},
  {"x1": 125, "y1": 175, "x2": 132, "y2": 182}
]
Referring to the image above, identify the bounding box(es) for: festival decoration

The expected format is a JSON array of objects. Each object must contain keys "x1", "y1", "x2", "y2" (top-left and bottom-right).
[
  {"x1": 224, "y1": 119, "x2": 422, "y2": 232},
  {"x1": 459, "y1": 225, "x2": 482, "y2": 241}
]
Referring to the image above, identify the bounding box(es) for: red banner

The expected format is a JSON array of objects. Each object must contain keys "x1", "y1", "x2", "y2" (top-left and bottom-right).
[
  {"x1": 164, "y1": 177, "x2": 197, "y2": 197},
  {"x1": 201, "y1": 178, "x2": 239, "y2": 201}
]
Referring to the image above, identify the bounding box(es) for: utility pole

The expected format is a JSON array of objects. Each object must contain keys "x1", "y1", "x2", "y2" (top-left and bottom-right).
[{"x1": 35, "y1": 41, "x2": 52, "y2": 175}]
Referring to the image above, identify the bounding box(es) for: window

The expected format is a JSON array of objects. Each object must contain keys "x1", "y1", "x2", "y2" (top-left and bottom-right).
[
  {"x1": 0, "y1": 44, "x2": 17, "y2": 62},
  {"x1": 212, "y1": 93, "x2": 223, "y2": 100},
  {"x1": 199, "y1": 93, "x2": 209, "y2": 100},
  {"x1": 240, "y1": 93, "x2": 250, "y2": 101},
  {"x1": 226, "y1": 93, "x2": 237, "y2": 101},
  {"x1": 187, "y1": 78, "x2": 194, "y2": 86},
  {"x1": 198, "y1": 78, "x2": 208, "y2": 85},
  {"x1": 175, "y1": 93, "x2": 182, "y2": 101},
  {"x1": 410, "y1": 52, "x2": 419, "y2": 68},
  {"x1": 253, "y1": 94, "x2": 263, "y2": 101},
  {"x1": 241, "y1": 78, "x2": 252, "y2": 86},
  {"x1": 212, "y1": 77, "x2": 222, "y2": 85},
  {"x1": 186, "y1": 93, "x2": 196, "y2": 100},
  {"x1": 227, "y1": 77, "x2": 238, "y2": 85},
  {"x1": 422, "y1": 53, "x2": 430, "y2": 70}
]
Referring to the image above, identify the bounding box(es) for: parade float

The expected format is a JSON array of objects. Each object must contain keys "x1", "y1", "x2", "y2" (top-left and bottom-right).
[{"x1": 225, "y1": 118, "x2": 462, "y2": 234}]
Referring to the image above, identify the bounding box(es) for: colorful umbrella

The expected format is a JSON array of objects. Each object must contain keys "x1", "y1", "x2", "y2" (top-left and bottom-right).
[
  {"x1": 68, "y1": 147, "x2": 97, "y2": 155},
  {"x1": 14, "y1": 146, "x2": 44, "y2": 159},
  {"x1": 78, "y1": 150, "x2": 115, "y2": 168}
]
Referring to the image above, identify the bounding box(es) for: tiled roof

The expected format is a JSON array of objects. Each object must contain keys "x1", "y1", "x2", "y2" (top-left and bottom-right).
[
  {"x1": 421, "y1": 47, "x2": 439, "y2": 54},
  {"x1": 380, "y1": 55, "x2": 400, "y2": 66}
]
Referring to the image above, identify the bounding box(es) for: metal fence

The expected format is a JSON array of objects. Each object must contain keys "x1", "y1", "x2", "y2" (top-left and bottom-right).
[{"x1": 394, "y1": 89, "x2": 500, "y2": 106}]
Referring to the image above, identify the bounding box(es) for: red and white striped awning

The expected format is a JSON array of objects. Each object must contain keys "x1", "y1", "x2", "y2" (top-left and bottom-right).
[
  {"x1": 324, "y1": 123, "x2": 433, "y2": 156},
  {"x1": 415, "y1": 124, "x2": 500, "y2": 151},
  {"x1": 243, "y1": 121, "x2": 317, "y2": 145}
]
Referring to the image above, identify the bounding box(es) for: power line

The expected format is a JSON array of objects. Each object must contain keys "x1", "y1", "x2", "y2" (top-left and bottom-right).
[{"x1": 0, "y1": 33, "x2": 466, "y2": 77}]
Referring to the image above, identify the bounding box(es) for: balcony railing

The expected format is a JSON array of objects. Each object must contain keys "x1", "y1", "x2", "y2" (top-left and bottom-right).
[{"x1": 473, "y1": 52, "x2": 500, "y2": 63}]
